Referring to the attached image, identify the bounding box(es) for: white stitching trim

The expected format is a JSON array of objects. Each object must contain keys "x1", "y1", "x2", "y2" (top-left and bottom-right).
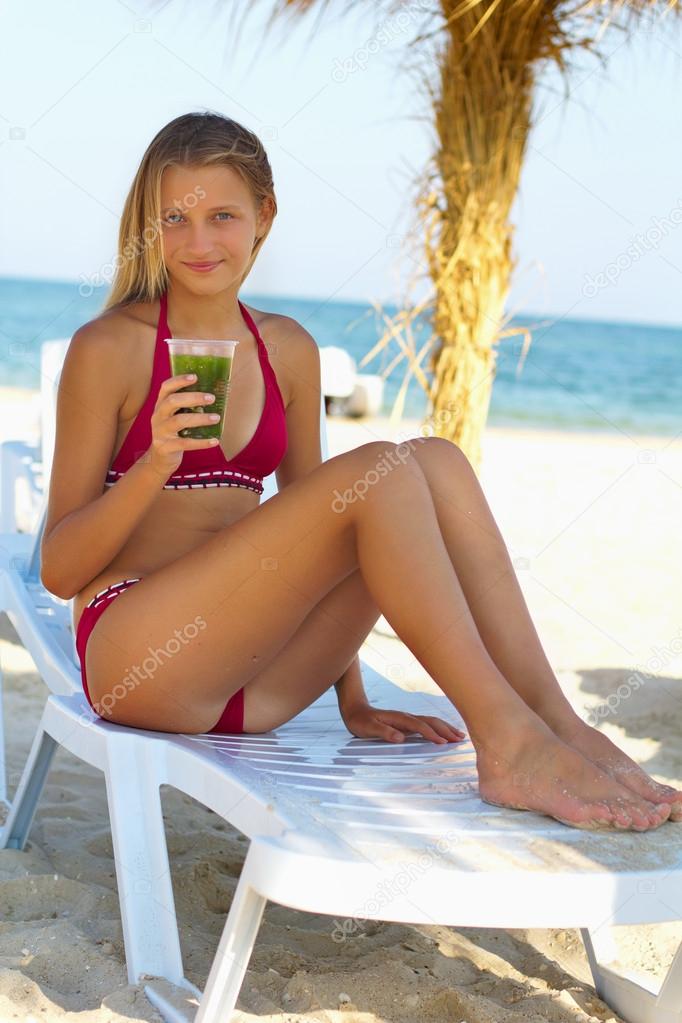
[{"x1": 87, "y1": 578, "x2": 142, "y2": 610}]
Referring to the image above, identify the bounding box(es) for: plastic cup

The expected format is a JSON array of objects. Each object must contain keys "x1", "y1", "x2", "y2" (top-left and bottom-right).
[{"x1": 165, "y1": 338, "x2": 239, "y2": 439}]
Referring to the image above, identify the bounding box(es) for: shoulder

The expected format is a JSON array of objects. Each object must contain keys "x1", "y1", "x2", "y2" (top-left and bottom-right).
[
  {"x1": 71, "y1": 300, "x2": 153, "y2": 350},
  {"x1": 66, "y1": 301, "x2": 155, "y2": 408},
  {"x1": 244, "y1": 305, "x2": 318, "y2": 351},
  {"x1": 243, "y1": 307, "x2": 320, "y2": 407}
]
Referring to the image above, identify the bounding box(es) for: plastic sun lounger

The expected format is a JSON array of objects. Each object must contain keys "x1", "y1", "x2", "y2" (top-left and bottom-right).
[{"x1": 1, "y1": 341, "x2": 681, "y2": 1023}]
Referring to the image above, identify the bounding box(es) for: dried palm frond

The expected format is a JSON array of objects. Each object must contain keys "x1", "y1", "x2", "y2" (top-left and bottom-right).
[{"x1": 242, "y1": 0, "x2": 680, "y2": 468}]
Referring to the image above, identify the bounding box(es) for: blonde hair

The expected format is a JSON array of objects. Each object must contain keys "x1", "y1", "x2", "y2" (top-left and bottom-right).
[{"x1": 102, "y1": 111, "x2": 277, "y2": 311}]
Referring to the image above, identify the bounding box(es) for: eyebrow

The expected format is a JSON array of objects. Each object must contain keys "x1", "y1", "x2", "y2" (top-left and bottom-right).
[{"x1": 161, "y1": 203, "x2": 243, "y2": 212}]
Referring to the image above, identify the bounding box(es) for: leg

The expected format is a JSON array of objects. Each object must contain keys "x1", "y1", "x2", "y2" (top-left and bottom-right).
[
  {"x1": 406, "y1": 437, "x2": 573, "y2": 724},
  {"x1": 88, "y1": 440, "x2": 523, "y2": 738},
  {"x1": 241, "y1": 566, "x2": 382, "y2": 732},
  {"x1": 409, "y1": 436, "x2": 682, "y2": 817},
  {"x1": 87, "y1": 440, "x2": 668, "y2": 831}
]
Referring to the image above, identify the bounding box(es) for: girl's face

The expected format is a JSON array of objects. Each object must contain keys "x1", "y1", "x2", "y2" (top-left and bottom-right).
[{"x1": 159, "y1": 163, "x2": 268, "y2": 288}]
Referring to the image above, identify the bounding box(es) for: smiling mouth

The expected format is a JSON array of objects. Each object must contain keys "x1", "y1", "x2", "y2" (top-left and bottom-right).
[{"x1": 183, "y1": 260, "x2": 222, "y2": 269}]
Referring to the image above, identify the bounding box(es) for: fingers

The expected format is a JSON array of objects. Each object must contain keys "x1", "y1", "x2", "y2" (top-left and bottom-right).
[
  {"x1": 380, "y1": 712, "x2": 467, "y2": 745},
  {"x1": 182, "y1": 437, "x2": 221, "y2": 448},
  {"x1": 423, "y1": 715, "x2": 467, "y2": 743},
  {"x1": 173, "y1": 411, "x2": 221, "y2": 428},
  {"x1": 160, "y1": 374, "x2": 202, "y2": 394},
  {"x1": 168, "y1": 390, "x2": 216, "y2": 406}
]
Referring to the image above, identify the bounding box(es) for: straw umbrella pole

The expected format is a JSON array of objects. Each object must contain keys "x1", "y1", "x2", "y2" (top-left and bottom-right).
[{"x1": 242, "y1": 0, "x2": 680, "y2": 470}]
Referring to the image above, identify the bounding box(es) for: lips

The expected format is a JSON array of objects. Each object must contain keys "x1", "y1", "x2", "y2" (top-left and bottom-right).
[{"x1": 183, "y1": 260, "x2": 222, "y2": 271}]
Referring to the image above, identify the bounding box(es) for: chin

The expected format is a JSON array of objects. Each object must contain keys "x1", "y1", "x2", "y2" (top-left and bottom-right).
[{"x1": 179, "y1": 269, "x2": 225, "y2": 288}]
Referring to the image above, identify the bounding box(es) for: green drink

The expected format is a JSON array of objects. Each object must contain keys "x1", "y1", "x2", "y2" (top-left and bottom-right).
[{"x1": 166, "y1": 339, "x2": 239, "y2": 439}]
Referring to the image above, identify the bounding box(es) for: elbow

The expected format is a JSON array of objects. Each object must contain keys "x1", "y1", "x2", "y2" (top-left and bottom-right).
[
  {"x1": 40, "y1": 567, "x2": 73, "y2": 601},
  {"x1": 39, "y1": 549, "x2": 76, "y2": 601}
]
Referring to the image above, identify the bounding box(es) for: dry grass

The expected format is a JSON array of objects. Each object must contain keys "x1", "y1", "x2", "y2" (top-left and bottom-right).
[{"x1": 246, "y1": 0, "x2": 680, "y2": 469}]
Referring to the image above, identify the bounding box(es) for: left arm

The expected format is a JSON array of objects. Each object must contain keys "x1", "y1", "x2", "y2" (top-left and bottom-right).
[
  {"x1": 271, "y1": 318, "x2": 463, "y2": 745},
  {"x1": 273, "y1": 316, "x2": 371, "y2": 712},
  {"x1": 334, "y1": 654, "x2": 369, "y2": 711},
  {"x1": 274, "y1": 316, "x2": 323, "y2": 490}
]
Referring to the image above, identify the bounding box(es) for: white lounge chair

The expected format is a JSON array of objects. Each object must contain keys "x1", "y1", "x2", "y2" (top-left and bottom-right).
[{"x1": 0, "y1": 340, "x2": 681, "y2": 1023}]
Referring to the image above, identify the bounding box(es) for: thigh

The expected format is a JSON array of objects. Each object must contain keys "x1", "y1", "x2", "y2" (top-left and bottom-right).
[
  {"x1": 243, "y1": 567, "x2": 381, "y2": 732},
  {"x1": 85, "y1": 441, "x2": 393, "y2": 733}
]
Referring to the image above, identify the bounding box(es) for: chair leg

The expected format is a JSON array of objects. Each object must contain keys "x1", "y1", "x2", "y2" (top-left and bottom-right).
[
  {"x1": 657, "y1": 940, "x2": 682, "y2": 1014},
  {"x1": 191, "y1": 849, "x2": 268, "y2": 1023},
  {"x1": 581, "y1": 927, "x2": 682, "y2": 1023},
  {"x1": 142, "y1": 849, "x2": 267, "y2": 1023},
  {"x1": 0, "y1": 715, "x2": 57, "y2": 850},
  {"x1": 0, "y1": 659, "x2": 7, "y2": 809},
  {"x1": 104, "y1": 736, "x2": 187, "y2": 989}
]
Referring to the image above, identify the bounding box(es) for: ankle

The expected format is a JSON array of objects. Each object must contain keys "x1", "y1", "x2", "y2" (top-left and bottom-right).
[
  {"x1": 468, "y1": 704, "x2": 553, "y2": 762},
  {"x1": 531, "y1": 698, "x2": 584, "y2": 738}
]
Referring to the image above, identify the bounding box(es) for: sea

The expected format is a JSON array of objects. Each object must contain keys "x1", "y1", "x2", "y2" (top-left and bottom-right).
[{"x1": 1, "y1": 276, "x2": 680, "y2": 438}]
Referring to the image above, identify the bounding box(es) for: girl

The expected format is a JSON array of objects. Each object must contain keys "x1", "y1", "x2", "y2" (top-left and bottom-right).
[{"x1": 41, "y1": 110, "x2": 681, "y2": 832}]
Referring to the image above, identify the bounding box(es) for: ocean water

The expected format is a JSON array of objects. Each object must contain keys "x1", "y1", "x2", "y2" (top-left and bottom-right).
[{"x1": 1, "y1": 276, "x2": 680, "y2": 438}]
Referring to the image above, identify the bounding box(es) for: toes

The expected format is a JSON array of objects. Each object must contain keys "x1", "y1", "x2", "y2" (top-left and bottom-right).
[
  {"x1": 611, "y1": 800, "x2": 650, "y2": 829},
  {"x1": 580, "y1": 801, "x2": 617, "y2": 827},
  {"x1": 631, "y1": 800, "x2": 670, "y2": 828},
  {"x1": 656, "y1": 783, "x2": 680, "y2": 798},
  {"x1": 652, "y1": 798, "x2": 682, "y2": 822},
  {"x1": 653, "y1": 787, "x2": 682, "y2": 821},
  {"x1": 647, "y1": 801, "x2": 672, "y2": 824}
]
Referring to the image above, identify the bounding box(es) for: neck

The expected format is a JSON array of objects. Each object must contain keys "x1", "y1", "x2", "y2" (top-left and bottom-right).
[{"x1": 165, "y1": 281, "x2": 247, "y2": 339}]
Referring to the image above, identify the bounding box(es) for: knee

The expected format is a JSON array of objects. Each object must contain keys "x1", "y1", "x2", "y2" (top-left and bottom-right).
[
  {"x1": 355, "y1": 440, "x2": 440, "y2": 478},
  {"x1": 411, "y1": 434, "x2": 472, "y2": 470},
  {"x1": 346, "y1": 440, "x2": 409, "y2": 470},
  {"x1": 330, "y1": 441, "x2": 424, "y2": 509},
  {"x1": 355, "y1": 438, "x2": 435, "y2": 461},
  {"x1": 343, "y1": 438, "x2": 470, "y2": 485}
]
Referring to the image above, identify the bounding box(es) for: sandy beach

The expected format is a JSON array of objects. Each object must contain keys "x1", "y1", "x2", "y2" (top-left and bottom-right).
[{"x1": 1, "y1": 385, "x2": 680, "y2": 1022}]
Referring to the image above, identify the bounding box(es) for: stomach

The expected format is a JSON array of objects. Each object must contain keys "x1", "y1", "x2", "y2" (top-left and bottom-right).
[{"x1": 72, "y1": 486, "x2": 259, "y2": 633}]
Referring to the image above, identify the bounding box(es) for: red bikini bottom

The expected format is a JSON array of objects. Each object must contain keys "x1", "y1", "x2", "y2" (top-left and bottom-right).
[{"x1": 74, "y1": 577, "x2": 244, "y2": 734}]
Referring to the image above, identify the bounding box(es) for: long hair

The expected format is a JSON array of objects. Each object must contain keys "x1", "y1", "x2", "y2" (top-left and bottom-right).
[{"x1": 102, "y1": 111, "x2": 277, "y2": 310}]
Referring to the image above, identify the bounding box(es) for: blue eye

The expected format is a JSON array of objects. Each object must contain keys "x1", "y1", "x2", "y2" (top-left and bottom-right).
[{"x1": 163, "y1": 211, "x2": 234, "y2": 224}]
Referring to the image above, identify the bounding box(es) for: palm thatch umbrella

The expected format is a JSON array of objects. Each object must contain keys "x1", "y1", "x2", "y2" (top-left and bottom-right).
[{"x1": 238, "y1": 0, "x2": 680, "y2": 470}]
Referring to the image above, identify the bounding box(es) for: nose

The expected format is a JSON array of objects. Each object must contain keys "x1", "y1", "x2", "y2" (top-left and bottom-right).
[{"x1": 184, "y1": 220, "x2": 216, "y2": 259}]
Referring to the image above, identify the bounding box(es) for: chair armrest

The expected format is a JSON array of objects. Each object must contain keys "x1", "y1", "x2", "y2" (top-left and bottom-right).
[{"x1": 0, "y1": 439, "x2": 44, "y2": 534}]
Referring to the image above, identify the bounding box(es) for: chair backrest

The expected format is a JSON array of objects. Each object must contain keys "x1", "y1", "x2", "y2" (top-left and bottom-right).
[
  {"x1": 40, "y1": 339, "x2": 71, "y2": 475},
  {"x1": 31, "y1": 333, "x2": 329, "y2": 582},
  {"x1": 319, "y1": 345, "x2": 356, "y2": 399}
]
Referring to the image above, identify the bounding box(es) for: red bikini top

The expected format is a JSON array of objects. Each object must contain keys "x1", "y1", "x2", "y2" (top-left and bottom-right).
[{"x1": 105, "y1": 290, "x2": 288, "y2": 496}]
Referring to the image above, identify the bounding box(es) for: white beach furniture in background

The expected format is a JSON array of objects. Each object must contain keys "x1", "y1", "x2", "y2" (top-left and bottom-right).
[
  {"x1": 0, "y1": 338, "x2": 681, "y2": 1023},
  {"x1": 319, "y1": 344, "x2": 384, "y2": 417}
]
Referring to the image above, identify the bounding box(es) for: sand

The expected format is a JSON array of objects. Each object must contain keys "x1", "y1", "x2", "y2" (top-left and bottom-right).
[{"x1": 1, "y1": 387, "x2": 680, "y2": 1022}]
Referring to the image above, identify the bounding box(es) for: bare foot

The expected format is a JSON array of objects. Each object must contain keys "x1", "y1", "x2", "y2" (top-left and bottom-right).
[
  {"x1": 475, "y1": 719, "x2": 672, "y2": 831},
  {"x1": 551, "y1": 716, "x2": 682, "y2": 822}
]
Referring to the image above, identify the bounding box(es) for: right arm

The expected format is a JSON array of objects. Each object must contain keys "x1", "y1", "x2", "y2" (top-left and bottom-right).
[{"x1": 40, "y1": 320, "x2": 215, "y2": 600}]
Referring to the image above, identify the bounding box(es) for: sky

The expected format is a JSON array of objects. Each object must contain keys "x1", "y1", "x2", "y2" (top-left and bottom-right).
[{"x1": 1, "y1": 0, "x2": 681, "y2": 327}]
